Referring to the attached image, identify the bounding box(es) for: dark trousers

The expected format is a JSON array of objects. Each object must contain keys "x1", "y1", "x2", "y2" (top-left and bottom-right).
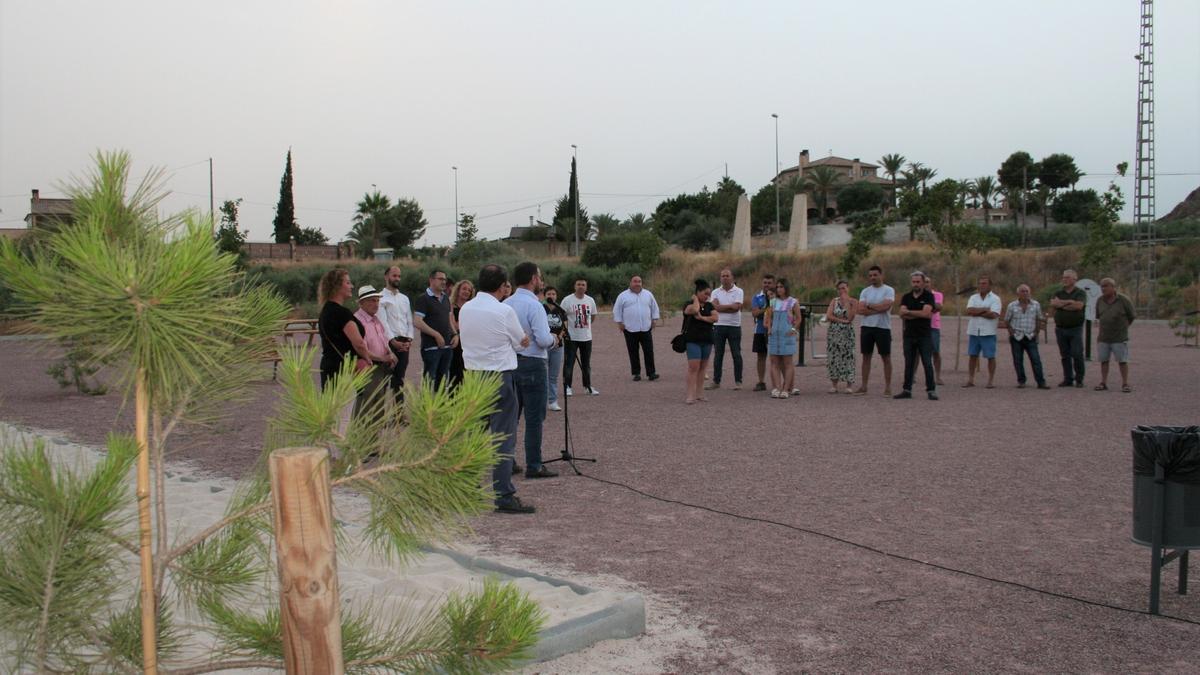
[
  {"x1": 712, "y1": 325, "x2": 743, "y2": 384},
  {"x1": 389, "y1": 342, "x2": 410, "y2": 395},
  {"x1": 354, "y1": 362, "x2": 392, "y2": 418},
  {"x1": 484, "y1": 370, "x2": 519, "y2": 502},
  {"x1": 563, "y1": 339, "x2": 593, "y2": 389},
  {"x1": 1055, "y1": 325, "x2": 1085, "y2": 384},
  {"x1": 421, "y1": 347, "x2": 453, "y2": 390},
  {"x1": 1009, "y1": 336, "x2": 1046, "y2": 386},
  {"x1": 902, "y1": 333, "x2": 935, "y2": 392},
  {"x1": 622, "y1": 329, "x2": 656, "y2": 377}
]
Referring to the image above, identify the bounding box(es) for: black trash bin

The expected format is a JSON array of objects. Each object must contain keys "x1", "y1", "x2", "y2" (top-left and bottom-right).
[{"x1": 1131, "y1": 425, "x2": 1200, "y2": 548}]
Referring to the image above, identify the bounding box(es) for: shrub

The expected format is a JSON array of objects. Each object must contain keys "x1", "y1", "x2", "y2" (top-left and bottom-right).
[
  {"x1": 582, "y1": 230, "x2": 666, "y2": 269},
  {"x1": 676, "y1": 221, "x2": 724, "y2": 251}
]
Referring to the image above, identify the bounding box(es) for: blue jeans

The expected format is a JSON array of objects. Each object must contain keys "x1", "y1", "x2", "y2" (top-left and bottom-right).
[
  {"x1": 421, "y1": 347, "x2": 453, "y2": 390},
  {"x1": 1009, "y1": 336, "x2": 1046, "y2": 386},
  {"x1": 514, "y1": 356, "x2": 548, "y2": 471},
  {"x1": 1055, "y1": 325, "x2": 1085, "y2": 384},
  {"x1": 546, "y1": 345, "x2": 563, "y2": 404},
  {"x1": 712, "y1": 325, "x2": 743, "y2": 384}
]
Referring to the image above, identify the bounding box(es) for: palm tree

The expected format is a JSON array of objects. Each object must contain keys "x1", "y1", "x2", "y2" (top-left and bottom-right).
[
  {"x1": 972, "y1": 176, "x2": 998, "y2": 226},
  {"x1": 916, "y1": 166, "x2": 938, "y2": 193},
  {"x1": 879, "y1": 153, "x2": 905, "y2": 208},
  {"x1": 806, "y1": 166, "x2": 843, "y2": 223},
  {"x1": 957, "y1": 180, "x2": 974, "y2": 210},
  {"x1": 353, "y1": 190, "x2": 392, "y2": 251}
]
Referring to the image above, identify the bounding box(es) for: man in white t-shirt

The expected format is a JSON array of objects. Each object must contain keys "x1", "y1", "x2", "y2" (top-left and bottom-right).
[
  {"x1": 612, "y1": 275, "x2": 661, "y2": 381},
  {"x1": 706, "y1": 268, "x2": 744, "y2": 390},
  {"x1": 559, "y1": 278, "x2": 599, "y2": 396},
  {"x1": 964, "y1": 275, "x2": 1002, "y2": 388},
  {"x1": 853, "y1": 265, "x2": 895, "y2": 396}
]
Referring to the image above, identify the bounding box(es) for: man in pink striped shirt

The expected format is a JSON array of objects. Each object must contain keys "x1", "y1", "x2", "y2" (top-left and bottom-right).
[
  {"x1": 354, "y1": 285, "x2": 398, "y2": 417},
  {"x1": 924, "y1": 274, "x2": 946, "y2": 386}
]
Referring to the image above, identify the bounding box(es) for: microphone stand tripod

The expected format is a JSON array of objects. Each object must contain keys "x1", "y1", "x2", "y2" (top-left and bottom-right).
[{"x1": 542, "y1": 343, "x2": 596, "y2": 475}]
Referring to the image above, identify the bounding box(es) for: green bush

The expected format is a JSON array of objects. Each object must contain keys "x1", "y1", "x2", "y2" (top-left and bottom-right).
[
  {"x1": 582, "y1": 230, "x2": 666, "y2": 270},
  {"x1": 676, "y1": 221, "x2": 724, "y2": 251}
]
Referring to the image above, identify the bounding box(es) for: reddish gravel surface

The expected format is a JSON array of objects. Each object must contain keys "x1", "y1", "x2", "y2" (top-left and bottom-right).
[{"x1": 3, "y1": 316, "x2": 1199, "y2": 673}]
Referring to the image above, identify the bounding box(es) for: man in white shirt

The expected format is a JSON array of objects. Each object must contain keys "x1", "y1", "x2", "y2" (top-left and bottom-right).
[
  {"x1": 379, "y1": 266, "x2": 414, "y2": 397},
  {"x1": 964, "y1": 275, "x2": 1002, "y2": 388},
  {"x1": 559, "y1": 277, "x2": 599, "y2": 396},
  {"x1": 853, "y1": 265, "x2": 895, "y2": 397},
  {"x1": 707, "y1": 268, "x2": 744, "y2": 390},
  {"x1": 612, "y1": 275, "x2": 661, "y2": 381},
  {"x1": 459, "y1": 264, "x2": 535, "y2": 514}
]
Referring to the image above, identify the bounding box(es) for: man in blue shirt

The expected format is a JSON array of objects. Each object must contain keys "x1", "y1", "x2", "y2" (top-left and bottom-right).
[
  {"x1": 503, "y1": 261, "x2": 559, "y2": 478},
  {"x1": 750, "y1": 274, "x2": 776, "y2": 391}
]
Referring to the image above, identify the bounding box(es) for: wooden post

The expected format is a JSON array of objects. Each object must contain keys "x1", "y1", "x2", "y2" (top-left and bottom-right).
[{"x1": 269, "y1": 447, "x2": 344, "y2": 674}]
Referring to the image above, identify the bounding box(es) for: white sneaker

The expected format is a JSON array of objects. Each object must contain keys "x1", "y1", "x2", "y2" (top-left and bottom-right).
[
  {"x1": 770, "y1": 389, "x2": 781, "y2": 398},
  {"x1": 548, "y1": 402, "x2": 562, "y2": 412},
  {"x1": 564, "y1": 386, "x2": 573, "y2": 397},
  {"x1": 587, "y1": 387, "x2": 600, "y2": 396}
]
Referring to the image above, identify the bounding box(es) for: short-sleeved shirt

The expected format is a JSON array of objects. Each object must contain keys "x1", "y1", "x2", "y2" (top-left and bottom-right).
[
  {"x1": 966, "y1": 292, "x2": 1002, "y2": 336},
  {"x1": 899, "y1": 290, "x2": 935, "y2": 338},
  {"x1": 1053, "y1": 287, "x2": 1088, "y2": 328},
  {"x1": 710, "y1": 285, "x2": 744, "y2": 327},
  {"x1": 859, "y1": 284, "x2": 896, "y2": 330},
  {"x1": 682, "y1": 301, "x2": 715, "y2": 344},
  {"x1": 930, "y1": 290, "x2": 944, "y2": 330},
  {"x1": 752, "y1": 292, "x2": 769, "y2": 334},
  {"x1": 413, "y1": 288, "x2": 454, "y2": 350},
  {"x1": 319, "y1": 301, "x2": 364, "y2": 373},
  {"x1": 560, "y1": 294, "x2": 597, "y2": 342},
  {"x1": 1095, "y1": 293, "x2": 1136, "y2": 343}
]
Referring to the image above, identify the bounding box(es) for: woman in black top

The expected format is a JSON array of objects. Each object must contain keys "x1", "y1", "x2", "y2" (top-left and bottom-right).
[
  {"x1": 682, "y1": 278, "x2": 718, "y2": 404},
  {"x1": 317, "y1": 268, "x2": 371, "y2": 390},
  {"x1": 447, "y1": 278, "x2": 475, "y2": 389}
]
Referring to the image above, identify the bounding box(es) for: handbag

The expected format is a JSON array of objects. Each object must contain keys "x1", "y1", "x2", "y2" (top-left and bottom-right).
[{"x1": 671, "y1": 313, "x2": 690, "y2": 353}]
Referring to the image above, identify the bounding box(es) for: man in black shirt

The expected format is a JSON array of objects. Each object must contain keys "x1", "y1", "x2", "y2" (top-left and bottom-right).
[
  {"x1": 412, "y1": 269, "x2": 456, "y2": 389},
  {"x1": 895, "y1": 271, "x2": 938, "y2": 400}
]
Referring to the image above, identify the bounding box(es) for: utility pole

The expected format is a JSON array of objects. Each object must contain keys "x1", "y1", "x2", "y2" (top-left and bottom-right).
[
  {"x1": 1021, "y1": 165, "x2": 1028, "y2": 247},
  {"x1": 452, "y1": 166, "x2": 459, "y2": 243},
  {"x1": 771, "y1": 114, "x2": 780, "y2": 235},
  {"x1": 208, "y1": 157, "x2": 215, "y2": 236},
  {"x1": 1133, "y1": 0, "x2": 1157, "y2": 316}
]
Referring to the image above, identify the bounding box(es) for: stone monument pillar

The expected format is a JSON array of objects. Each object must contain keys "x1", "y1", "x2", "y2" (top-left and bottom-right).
[
  {"x1": 732, "y1": 194, "x2": 752, "y2": 256},
  {"x1": 787, "y1": 193, "x2": 809, "y2": 252}
]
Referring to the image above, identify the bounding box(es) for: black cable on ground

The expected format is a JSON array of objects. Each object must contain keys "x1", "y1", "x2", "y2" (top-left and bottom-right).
[{"x1": 571, "y1": 469, "x2": 1200, "y2": 628}]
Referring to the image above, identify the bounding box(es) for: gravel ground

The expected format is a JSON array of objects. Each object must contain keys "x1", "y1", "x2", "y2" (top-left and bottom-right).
[{"x1": 2, "y1": 316, "x2": 1198, "y2": 673}]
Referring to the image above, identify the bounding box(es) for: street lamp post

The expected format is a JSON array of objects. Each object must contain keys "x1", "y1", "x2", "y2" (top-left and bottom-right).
[
  {"x1": 572, "y1": 144, "x2": 579, "y2": 258},
  {"x1": 771, "y1": 113, "x2": 780, "y2": 235},
  {"x1": 452, "y1": 167, "x2": 459, "y2": 242}
]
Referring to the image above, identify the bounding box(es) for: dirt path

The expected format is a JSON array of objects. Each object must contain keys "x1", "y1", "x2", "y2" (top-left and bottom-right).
[{"x1": 3, "y1": 318, "x2": 1198, "y2": 672}]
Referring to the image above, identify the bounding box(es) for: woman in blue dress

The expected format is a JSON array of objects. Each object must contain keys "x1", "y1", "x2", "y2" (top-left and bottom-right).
[{"x1": 764, "y1": 278, "x2": 801, "y2": 398}]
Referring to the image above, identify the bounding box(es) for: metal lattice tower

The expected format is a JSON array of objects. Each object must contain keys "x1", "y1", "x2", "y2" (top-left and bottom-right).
[{"x1": 1133, "y1": 0, "x2": 1156, "y2": 316}]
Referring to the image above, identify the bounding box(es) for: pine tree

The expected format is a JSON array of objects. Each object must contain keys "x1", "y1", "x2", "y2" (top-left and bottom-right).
[{"x1": 272, "y1": 149, "x2": 298, "y2": 243}]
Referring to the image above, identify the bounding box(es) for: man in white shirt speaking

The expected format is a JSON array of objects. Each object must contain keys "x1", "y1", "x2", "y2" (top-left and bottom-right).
[
  {"x1": 707, "y1": 268, "x2": 744, "y2": 390},
  {"x1": 459, "y1": 264, "x2": 535, "y2": 514},
  {"x1": 964, "y1": 275, "x2": 1002, "y2": 389},
  {"x1": 379, "y1": 266, "x2": 414, "y2": 398},
  {"x1": 612, "y1": 275, "x2": 661, "y2": 382}
]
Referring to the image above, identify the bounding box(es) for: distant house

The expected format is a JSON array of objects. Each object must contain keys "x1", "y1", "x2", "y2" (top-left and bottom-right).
[
  {"x1": 774, "y1": 150, "x2": 894, "y2": 219},
  {"x1": 25, "y1": 189, "x2": 75, "y2": 229},
  {"x1": 505, "y1": 219, "x2": 554, "y2": 240}
]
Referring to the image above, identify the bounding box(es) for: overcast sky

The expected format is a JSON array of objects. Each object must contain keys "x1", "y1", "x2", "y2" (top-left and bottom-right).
[{"x1": 2, "y1": 0, "x2": 1197, "y2": 245}]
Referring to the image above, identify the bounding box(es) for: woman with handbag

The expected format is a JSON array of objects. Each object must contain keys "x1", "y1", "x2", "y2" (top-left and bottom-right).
[
  {"x1": 681, "y1": 279, "x2": 718, "y2": 404},
  {"x1": 317, "y1": 268, "x2": 373, "y2": 390}
]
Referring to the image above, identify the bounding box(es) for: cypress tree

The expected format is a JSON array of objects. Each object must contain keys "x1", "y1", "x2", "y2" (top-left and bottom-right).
[{"x1": 272, "y1": 149, "x2": 298, "y2": 243}]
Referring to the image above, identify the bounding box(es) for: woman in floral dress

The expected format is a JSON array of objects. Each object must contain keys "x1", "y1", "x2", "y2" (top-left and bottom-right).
[{"x1": 824, "y1": 279, "x2": 858, "y2": 393}]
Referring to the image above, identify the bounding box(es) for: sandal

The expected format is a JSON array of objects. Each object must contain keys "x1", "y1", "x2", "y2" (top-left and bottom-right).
[
  {"x1": 1121, "y1": 385, "x2": 1132, "y2": 393},
  {"x1": 1094, "y1": 384, "x2": 1108, "y2": 391},
  {"x1": 828, "y1": 387, "x2": 839, "y2": 394}
]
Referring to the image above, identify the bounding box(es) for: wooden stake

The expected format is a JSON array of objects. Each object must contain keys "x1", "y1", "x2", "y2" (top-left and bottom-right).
[
  {"x1": 269, "y1": 447, "x2": 344, "y2": 674},
  {"x1": 135, "y1": 368, "x2": 157, "y2": 674}
]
